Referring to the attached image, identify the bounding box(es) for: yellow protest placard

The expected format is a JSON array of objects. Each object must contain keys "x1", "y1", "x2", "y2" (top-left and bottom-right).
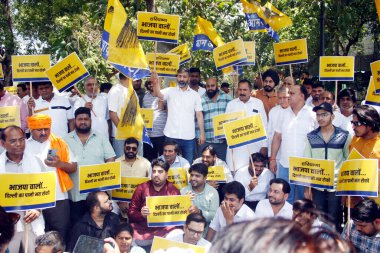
[
  {"x1": 147, "y1": 195, "x2": 192, "y2": 227},
  {"x1": 11, "y1": 55, "x2": 50, "y2": 82},
  {"x1": 45, "y1": 52, "x2": 89, "y2": 92},
  {"x1": 0, "y1": 172, "x2": 56, "y2": 211},
  {"x1": 168, "y1": 43, "x2": 191, "y2": 65},
  {"x1": 289, "y1": 157, "x2": 335, "y2": 189},
  {"x1": 336, "y1": 159, "x2": 378, "y2": 197},
  {"x1": 213, "y1": 39, "x2": 247, "y2": 70},
  {"x1": 0, "y1": 106, "x2": 21, "y2": 128},
  {"x1": 237, "y1": 41, "x2": 255, "y2": 66},
  {"x1": 137, "y1": 12, "x2": 180, "y2": 44},
  {"x1": 4, "y1": 86, "x2": 17, "y2": 95},
  {"x1": 146, "y1": 53, "x2": 180, "y2": 77},
  {"x1": 223, "y1": 115, "x2": 267, "y2": 149},
  {"x1": 167, "y1": 168, "x2": 188, "y2": 190},
  {"x1": 347, "y1": 148, "x2": 365, "y2": 160},
  {"x1": 79, "y1": 162, "x2": 121, "y2": 194},
  {"x1": 151, "y1": 236, "x2": 206, "y2": 253},
  {"x1": 364, "y1": 76, "x2": 380, "y2": 107},
  {"x1": 0, "y1": 64, "x2": 4, "y2": 80},
  {"x1": 112, "y1": 177, "x2": 150, "y2": 202},
  {"x1": 213, "y1": 111, "x2": 246, "y2": 139},
  {"x1": 371, "y1": 60, "x2": 380, "y2": 94},
  {"x1": 319, "y1": 56, "x2": 355, "y2": 81},
  {"x1": 207, "y1": 166, "x2": 226, "y2": 182},
  {"x1": 274, "y1": 38, "x2": 308, "y2": 66},
  {"x1": 140, "y1": 108, "x2": 154, "y2": 130}
]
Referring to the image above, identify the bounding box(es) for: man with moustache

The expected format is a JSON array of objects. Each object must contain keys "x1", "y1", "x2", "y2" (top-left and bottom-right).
[
  {"x1": 64, "y1": 107, "x2": 115, "y2": 225},
  {"x1": 199, "y1": 77, "x2": 232, "y2": 160},
  {"x1": 142, "y1": 80, "x2": 167, "y2": 161},
  {"x1": 338, "y1": 88, "x2": 357, "y2": 120},
  {"x1": 128, "y1": 159, "x2": 180, "y2": 247},
  {"x1": 152, "y1": 68, "x2": 205, "y2": 163},
  {"x1": 306, "y1": 83, "x2": 325, "y2": 108},
  {"x1": 189, "y1": 67, "x2": 206, "y2": 95},
  {"x1": 26, "y1": 114, "x2": 77, "y2": 243},
  {"x1": 225, "y1": 79, "x2": 268, "y2": 173},
  {"x1": 254, "y1": 69, "x2": 280, "y2": 116}
]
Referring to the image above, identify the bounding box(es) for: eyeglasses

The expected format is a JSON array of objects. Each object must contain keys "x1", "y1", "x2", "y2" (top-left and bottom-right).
[
  {"x1": 125, "y1": 146, "x2": 137, "y2": 152},
  {"x1": 187, "y1": 227, "x2": 204, "y2": 236},
  {"x1": 351, "y1": 121, "x2": 365, "y2": 127}
]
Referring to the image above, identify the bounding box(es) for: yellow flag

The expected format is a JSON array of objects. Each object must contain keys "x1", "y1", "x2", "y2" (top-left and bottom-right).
[
  {"x1": 105, "y1": 0, "x2": 148, "y2": 69},
  {"x1": 116, "y1": 78, "x2": 144, "y2": 140},
  {"x1": 240, "y1": 0, "x2": 292, "y2": 32},
  {"x1": 376, "y1": 0, "x2": 380, "y2": 22}
]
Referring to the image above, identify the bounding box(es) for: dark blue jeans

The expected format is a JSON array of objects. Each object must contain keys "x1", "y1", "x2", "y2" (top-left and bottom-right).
[{"x1": 278, "y1": 163, "x2": 305, "y2": 204}]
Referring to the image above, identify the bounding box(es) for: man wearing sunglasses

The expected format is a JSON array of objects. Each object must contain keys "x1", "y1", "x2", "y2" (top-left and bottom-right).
[
  {"x1": 349, "y1": 105, "x2": 380, "y2": 205},
  {"x1": 0, "y1": 126, "x2": 45, "y2": 253}
]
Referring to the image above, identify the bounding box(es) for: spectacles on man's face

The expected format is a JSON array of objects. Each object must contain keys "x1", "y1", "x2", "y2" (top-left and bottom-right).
[
  {"x1": 351, "y1": 121, "x2": 365, "y2": 127},
  {"x1": 125, "y1": 146, "x2": 137, "y2": 152},
  {"x1": 187, "y1": 227, "x2": 204, "y2": 236}
]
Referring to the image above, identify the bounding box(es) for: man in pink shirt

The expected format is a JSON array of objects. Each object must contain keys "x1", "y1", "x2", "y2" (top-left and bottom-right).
[{"x1": 0, "y1": 83, "x2": 27, "y2": 130}]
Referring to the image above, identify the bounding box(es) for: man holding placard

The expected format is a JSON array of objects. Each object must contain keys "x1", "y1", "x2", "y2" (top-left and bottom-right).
[
  {"x1": 235, "y1": 153, "x2": 274, "y2": 211},
  {"x1": 128, "y1": 159, "x2": 180, "y2": 247},
  {"x1": 0, "y1": 126, "x2": 45, "y2": 253},
  {"x1": 225, "y1": 79, "x2": 268, "y2": 172},
  {"x1": 27, "y1": 81, "x2": 74, "y2": 138},
  {"x1": 304, "y1": 102, "x2": 351, "y2": 230},
  {"x1": 349, "y1": 105, "x2": 380, "y2": 205},
  {"x1": 26, "y1": 114, "x2": 77, "y2": 243},
  {"x1": 270, "y1": 84, "x2": 317, "y2": 204},
  {"x1": 152, "y1": 68, "x2": 206, "y2": 164}
]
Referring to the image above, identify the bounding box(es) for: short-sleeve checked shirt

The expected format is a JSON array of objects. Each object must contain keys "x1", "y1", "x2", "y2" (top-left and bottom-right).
[{"x1": 201, "y1": 91, "x2": 232, "y2": 143}]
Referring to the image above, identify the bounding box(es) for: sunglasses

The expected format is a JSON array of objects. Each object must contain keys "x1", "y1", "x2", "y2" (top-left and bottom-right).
[
  {"x1": 351, "y1": 121, "x2": 365, "y2": 127},
  {"x1": 125, "y1": 146, "x2": 137, "y2": 152}
]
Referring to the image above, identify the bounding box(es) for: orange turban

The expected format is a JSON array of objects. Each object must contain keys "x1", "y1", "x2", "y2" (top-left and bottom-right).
[{"x1": 27, "y1": 114, "x2": 52, "y2": 130}]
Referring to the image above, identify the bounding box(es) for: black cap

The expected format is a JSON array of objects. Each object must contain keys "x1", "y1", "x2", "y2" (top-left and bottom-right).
[{"x1": 313, "y1": 102, "x2": 333, "y2": 114}]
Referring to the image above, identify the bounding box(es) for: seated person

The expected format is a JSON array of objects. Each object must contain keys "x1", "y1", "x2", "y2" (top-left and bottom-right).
[
  {"x1": 128, "y1": 159, "x2": 180, "y2": 247},
  {"x1": 166, "y1": 213, "x2": 212, "y2": 251},
  {"x1": 114, "y1": 223, "x2": 146, "y2": 253},
  {"x1": 255, "y1": 178, "x2": 293, "y2": 219},
  {"x1": 206, "y1": 181, "x2": 256, "y2": 242},
  {"x1": 234, "y1": 153, "x2": 274, "y2": 211},
  {"x1": 341, "y1": 199, "x2": 380, "y2": 253},
  {"x1": 68, "y1": 191, "x2": 120, "y2": 251},
  {"x1": 35, "y1": 231, "x2": 65, "y2": 253},
  {"x1": 158, "y1": 140, "x2": 190, "y2": 169}
]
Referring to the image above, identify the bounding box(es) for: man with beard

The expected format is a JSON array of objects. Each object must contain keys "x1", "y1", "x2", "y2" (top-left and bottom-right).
[
  {"x1": 73, "y1": 76, "x2": 109, "y2": 137},
  {"x1": 255, "y1": 178, "x2": 293, "y2": 219},
  {"x1": 180, "y1": 163, "x2": 219, "y2": 229},
  {"x1": 152, "y1": 68, "x2": 205, "y2": 164},
  {"x1": 306, "y1": 82, "x2": 324, "y2": 108},
  {"x1": 254, "y1": 69, "x2": 280, "y2": 116},
  {"x1": 199, "y1": 77, "x2": 232, "y2": 160},
  {"x1": 225, "y1": 79, "x2": 268, "y2": 173},
  {"x1": 341, "y1": 199, "x2": 380, "y2": 253},
  {"x1": 27, "y1": 81, "x2": 74, "y2": 138},
  {"x1": 142, "y1": 80, "x2": 167, "y2": 161},
  {"x1": 68, "y1": 191, "x2": 120, "y2": 252},
  {"x1": 64, "y1": 107, "x2": 116, "y2": 226},
  {"x1": 128, "y1": 159, "x2": 180, "y2": 247},
  {"x1": 193, "y1": 145, "x2": 233, "y2": 202},
  {"x1": 132, "y1": 79, "x2": 146, "y2": 107},
  {"x1": 189, "y1": 67, "x2": 206, "y2": 95},
  {"x1": 26, "y1": 114, "x2": 78, "y2": 243}
]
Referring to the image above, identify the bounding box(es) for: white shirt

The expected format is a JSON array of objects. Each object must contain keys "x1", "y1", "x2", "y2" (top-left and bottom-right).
[
  {"x1": 34, "y1": 94, "x2": 74, "y2": 138},
  {"x1": 225, "y1": 97, "x2": 268, "y2": 172},
  {"x1": 275, "y1": 105, "x2": 317, "y2": 167},
  {"x1": 192, "y1": 157, "x2": 233, "y2": 183},
  {"x1": 267, "y1": 105, "x2": 287, "y2": 158},
  {"x1": 22, "y1": 94, "x2": 30, "y2": 105},
  {"x1": 255, "y1": 199, "x2": 293, "y2": 219},
  {"x1": 162, "y1": 86, "x2": 203, "y2": 140},
  {"x1": 197, "y1": 86, "x2": 206, "y2": 96},
  {"x1": 74, "y1": 94, "x2": 109, "y2": 136},
  {"x1": 166, "y1": 230, "x2": 211, "y2": 252},
  {"x1": 0, "y1": 151, "x2": 46, "y2": 235},
  {"x1": 108, "y1": 83, "x2": 129, "y2": 137},
  {"x1": 234, "y1": 167, "x2": 274, "y2": 201},
  {"x1": 26, "y1": 138, "x2": 76, "y2": 201},
  {"x1": 209, "y1": 204, "x2": 256, "y2": 232}
]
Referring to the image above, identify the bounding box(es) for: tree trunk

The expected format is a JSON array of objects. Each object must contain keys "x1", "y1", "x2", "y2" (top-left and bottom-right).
[{"x1": 0, "y1": 0, "x2": 15, "y2": 86}]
